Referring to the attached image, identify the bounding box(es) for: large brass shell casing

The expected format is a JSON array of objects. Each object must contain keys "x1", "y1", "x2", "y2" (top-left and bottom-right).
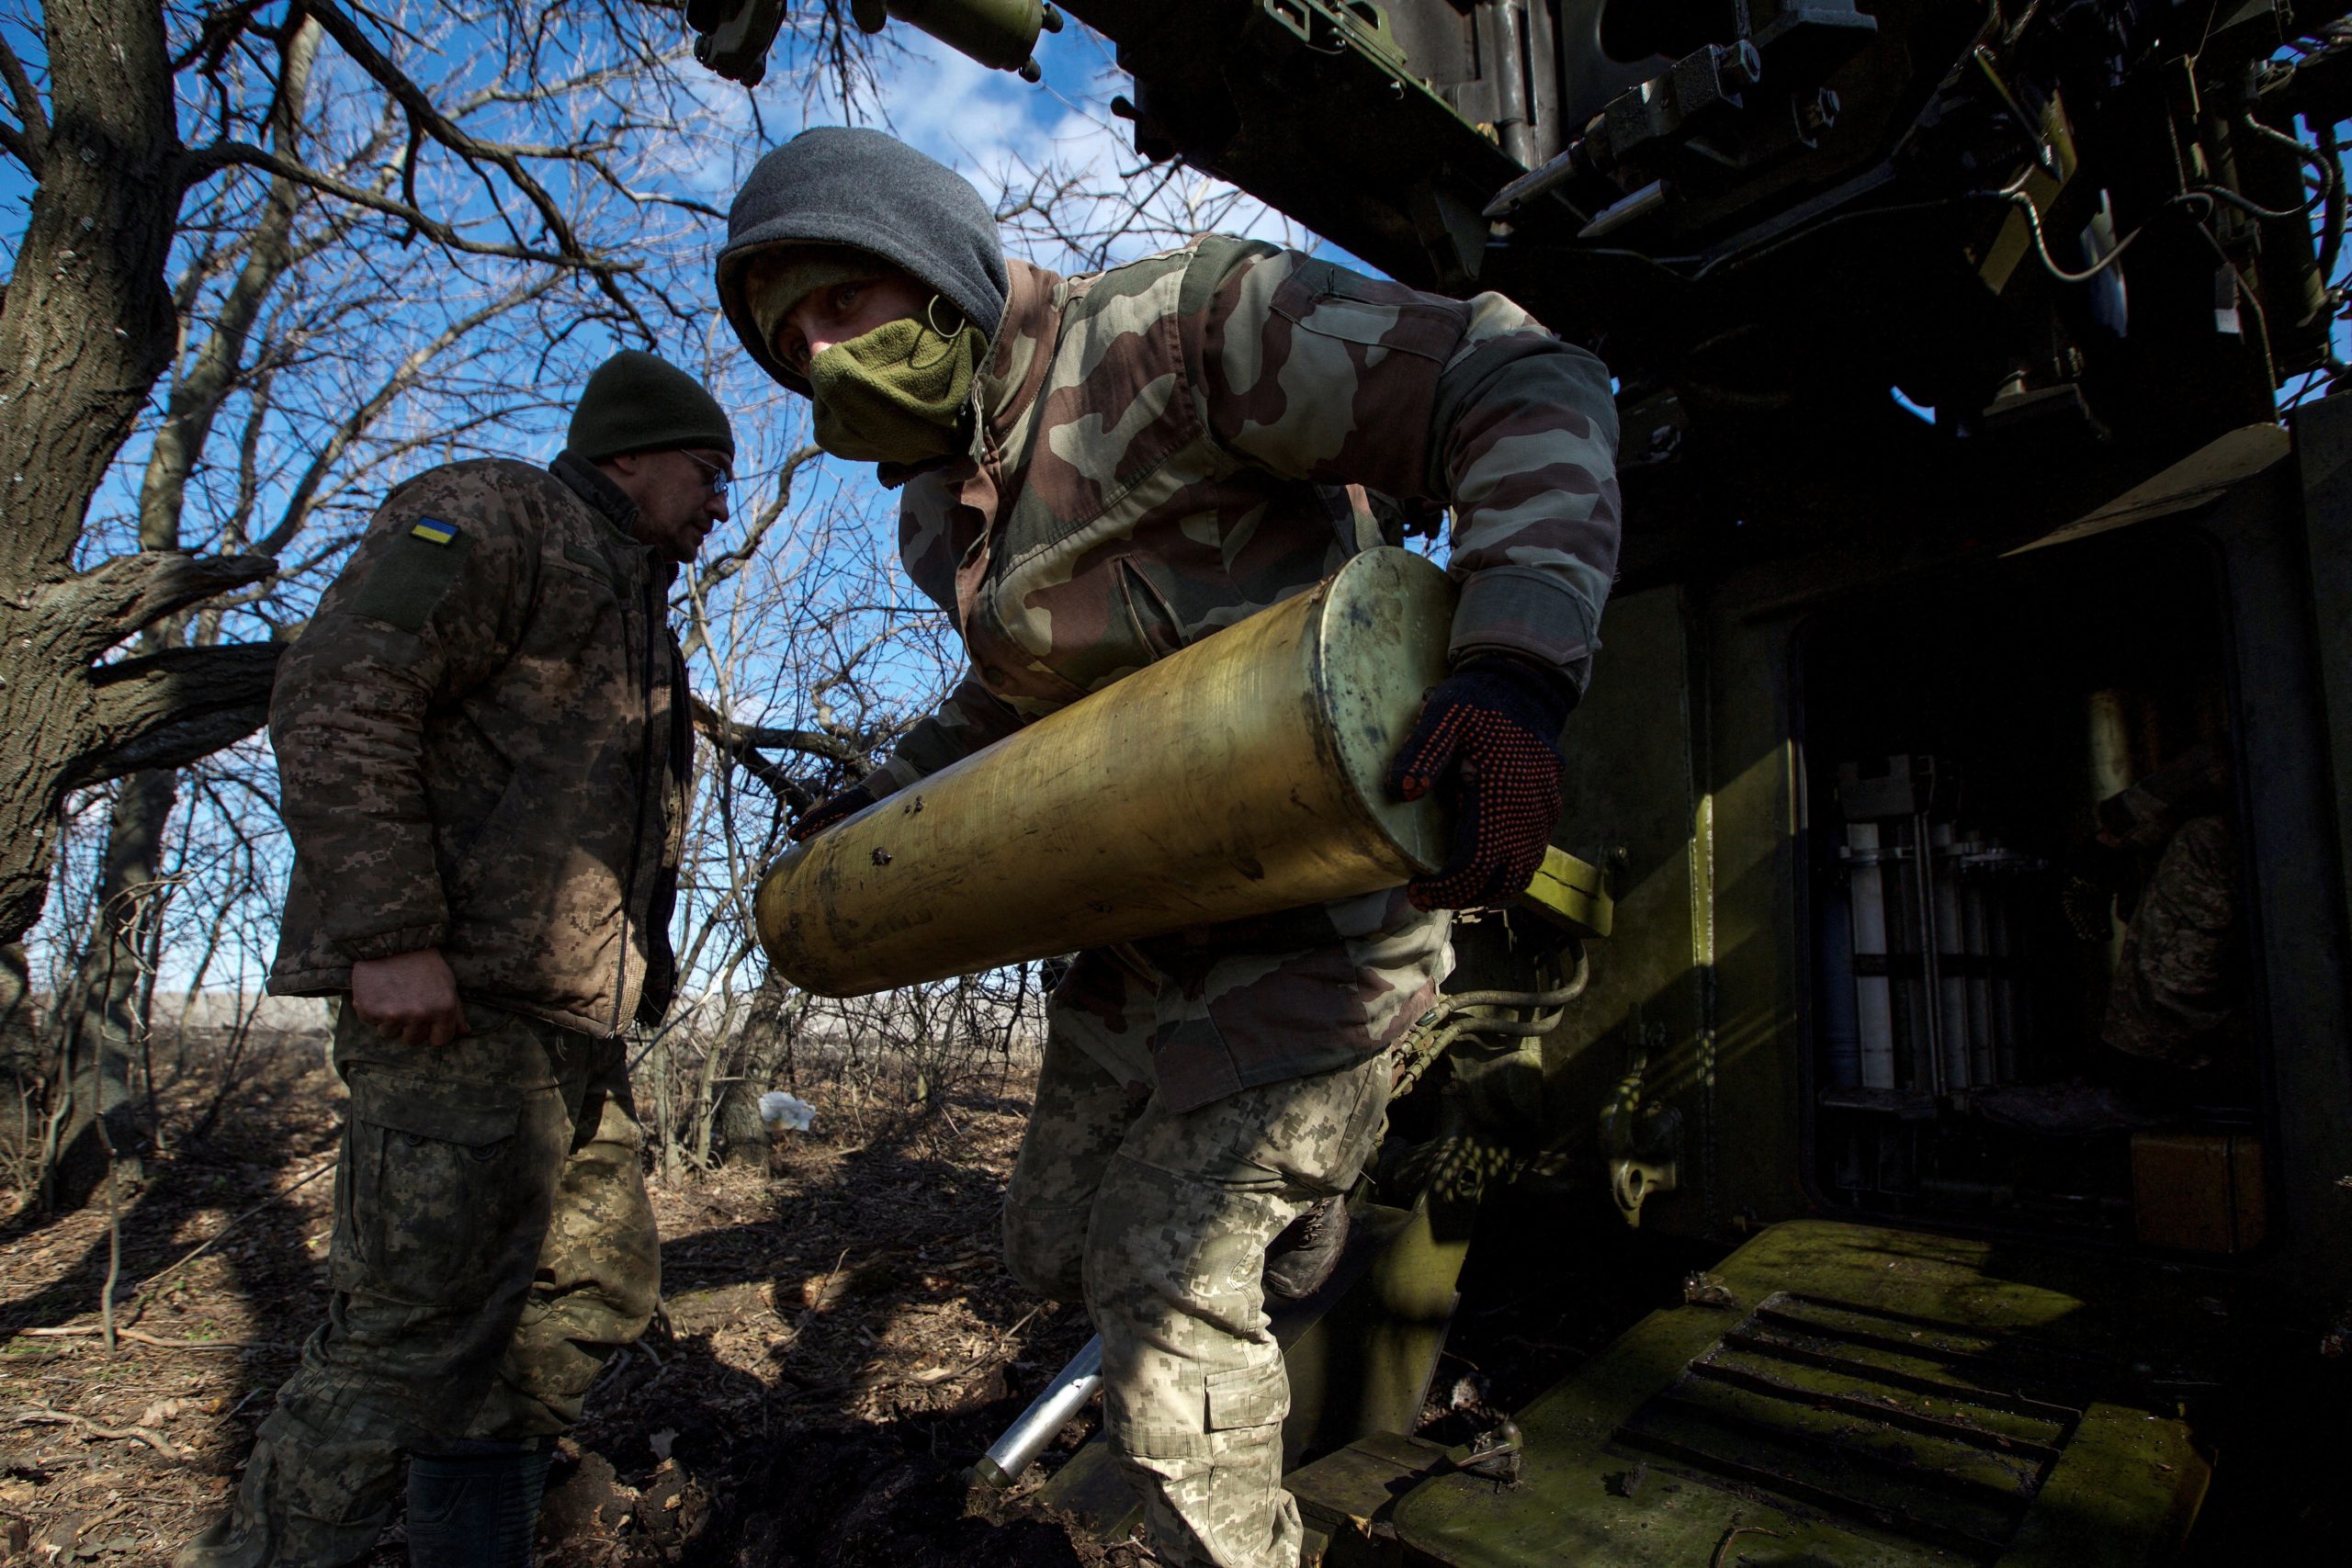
[{"x1": 756, "y1": 547, "x2": 1456, "y2": 997}]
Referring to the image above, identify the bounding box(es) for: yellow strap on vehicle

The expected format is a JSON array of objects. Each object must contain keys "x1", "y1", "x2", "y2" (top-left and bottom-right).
[{"x1": 1513, "y1": 845, "x2": 1612, "y2": 939}]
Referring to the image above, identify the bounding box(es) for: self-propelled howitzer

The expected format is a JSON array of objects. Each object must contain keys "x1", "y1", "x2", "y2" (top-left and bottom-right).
[{"x1": 699, "y1": 5, "x2": 2352, "y2": 1562}]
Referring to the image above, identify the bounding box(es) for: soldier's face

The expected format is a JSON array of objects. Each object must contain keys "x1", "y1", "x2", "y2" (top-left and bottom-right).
[
  {"x1": 771, "y1": 271, "x2": 933, "y2": 378},
  {"x1": 611, "y1": 446, "x2": 731, "y2": 563}
]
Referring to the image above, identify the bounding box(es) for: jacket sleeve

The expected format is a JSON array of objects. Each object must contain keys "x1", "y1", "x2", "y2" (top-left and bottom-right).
[
  {"x1": 2103, "y1": 741, "x2": 2232, "y2": 847},
  {"x1": 867, "y1": 668, "x2": 1027, "y2": 792},
  {"x1": 1193, "y1": 242, "x2": 1622, "y2": 694},
  {"x1": 269, "y1": 475, "x2": 537, "y2": 963}
]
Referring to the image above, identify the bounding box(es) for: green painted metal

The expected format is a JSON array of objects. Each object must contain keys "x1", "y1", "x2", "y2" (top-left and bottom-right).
[
  {"x1": 1036, "y1": 1198, "x2": 1470, "y2": 1534},
  {"x1": 2294, "y1": 399, "x2": 2352, "y2": 991},
  {"x1": 856, "y1": 0, "x2": 1051, "y2": 73},
  {"x1": 1385, "y1": 1220, "x2": 2209, "y2": 1566},
  {"x1": 1281, "y1": 1199, "x2": 1471, "y2": 1470},
  {"x1": 1696, "y1": 581, "x2": 1811, "y2": 1235},
  {"x1": 1530, "y1": 585, "x2": 1709, "y2": 1232},
  {"x1": 1289, "y1": 1428, "x2": 1448, "y2": 1561}
]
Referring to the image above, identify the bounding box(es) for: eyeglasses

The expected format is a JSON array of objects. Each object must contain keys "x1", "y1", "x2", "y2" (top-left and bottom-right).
[{"x1": 680, "y1": 450, "x2": 732, "y2": 498}]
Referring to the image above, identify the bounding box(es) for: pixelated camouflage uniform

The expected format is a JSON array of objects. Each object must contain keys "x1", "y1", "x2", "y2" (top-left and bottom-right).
[
  {"x1": 220, "y1": 453, "x2": 679, "y2": 1565},
  {"x1": 2099, "y1": 742, "x2": 2243, "y2": 1068},
  {"x1": 270, "y1": 453, "x2": 691, "y2": 1035},
  {"x1": 865, "y1": 239, "x2": 1620, "y2": 1568}
]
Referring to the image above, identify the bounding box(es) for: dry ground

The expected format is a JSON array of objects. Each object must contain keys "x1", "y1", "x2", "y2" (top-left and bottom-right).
[
  {"x1": 15, "y1": 1032, "x2": 2344, "y2": 1566},
  {"x1": 0, "y1": 1034, "x2": 1141, "y2": 1566}
]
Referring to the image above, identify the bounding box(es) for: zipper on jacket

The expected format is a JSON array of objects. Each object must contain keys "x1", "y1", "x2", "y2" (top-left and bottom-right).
[{"x1": 611, "y1": 552, "x2": 662, "y2": 1037}]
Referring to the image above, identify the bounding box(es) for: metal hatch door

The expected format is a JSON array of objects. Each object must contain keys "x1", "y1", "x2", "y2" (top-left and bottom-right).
[{"x1": 1384, "y1": 1220, "x2": 2208, "y2": 1566}]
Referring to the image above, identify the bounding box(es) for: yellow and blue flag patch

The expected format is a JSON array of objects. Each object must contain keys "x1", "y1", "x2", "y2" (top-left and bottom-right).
[{"x1": 352, "y1": 513, "x2": 472, "y2": 632}]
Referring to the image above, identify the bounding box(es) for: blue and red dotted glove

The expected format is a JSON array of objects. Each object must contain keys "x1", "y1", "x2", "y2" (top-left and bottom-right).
[{"x1": 1385, "y1": 658, "x2": 1570, "y2": 910}]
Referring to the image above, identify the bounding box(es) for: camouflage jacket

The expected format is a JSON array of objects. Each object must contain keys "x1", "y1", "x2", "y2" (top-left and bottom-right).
[
  {"x1": 856, "y1": 239, "x2": 1618, "y2": 1099},
  {"x1": 268, "y1": 454, "x2": 692, "y2": 1038},
  {"x1": 2101, "y1": 741, "x2": 2230, "y2": 850},
  {"x1": 869, "y1": 236, "x2": 1622, "y2": 794}
]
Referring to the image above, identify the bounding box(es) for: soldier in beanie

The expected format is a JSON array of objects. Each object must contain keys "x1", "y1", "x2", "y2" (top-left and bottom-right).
[
  {"x1": 176, "y1": 352, "x2": 736, "y2": 1568},
  {"x1": 717, "y1": 128, "x2": 1621, "y2": 1568}
]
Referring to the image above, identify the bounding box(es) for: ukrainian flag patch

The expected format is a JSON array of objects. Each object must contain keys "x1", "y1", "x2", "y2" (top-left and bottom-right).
[{"x1": 410, "y1": 518, "x2": 459, "y2": 546}]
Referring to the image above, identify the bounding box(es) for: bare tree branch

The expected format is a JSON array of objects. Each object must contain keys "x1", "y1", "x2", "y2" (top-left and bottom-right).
[
  {"x1": 695, "y1": 444, "x2": 826, "y2": 592},
  {"x1": 168, "y1": 0, "x2": 273, "y2": 76},
  {"x1": 30, "y1": 553, "x2": 278, "y2": 667},
  {"x1": 689, "y1": 697, "x2": 870, "y2": 809},
  {"x1": 141, "y1": 21, "x2": 323, "y2": 559},
  {"x1": 0, "y1": 34, "x2": 48, "y2": 176},
  {"x1": 253, "y1": 274, "x2": 561, "y2": 557},
  {"x1": 62, "y1": 645, "x2": 284, "y2": 794},
  {"x1": 302, "y1": 0, "x2": 649, "y2": 331},
  {"x1": 176, "y1": 140, "x2": 627, "y2": 274}
]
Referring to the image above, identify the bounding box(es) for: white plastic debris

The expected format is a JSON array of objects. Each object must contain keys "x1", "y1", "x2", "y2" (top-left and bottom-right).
[{"x1": 758, "y1": 1090, "x2": 816, "y2": 1133}]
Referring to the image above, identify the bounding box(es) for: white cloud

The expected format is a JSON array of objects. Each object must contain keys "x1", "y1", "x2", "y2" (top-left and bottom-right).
[
  {"x1": 873, "y1": 32, "x2": 1057, "y2": 196},
  {"x1": 693, "y1": 19, "x2": 1376, "y2": 276}
]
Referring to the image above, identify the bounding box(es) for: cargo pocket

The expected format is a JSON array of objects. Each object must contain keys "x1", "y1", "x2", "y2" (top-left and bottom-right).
[
  {"x1": 1327, "y1": 1063, "x2": 1392, "y2": 1192},
  {"x1": 1114, "y1": 558, "x2": 1189, "y2": 663},
  {"x1": 1204, "y1": 1359, "x2": 1290, "y2": 1433},
  {"x1": 1268, "y1": 262, "x2": 1463, "y2": 362},
  {"x1": 333, "y1": 1067, "x2": 526, "y2": 1307}
]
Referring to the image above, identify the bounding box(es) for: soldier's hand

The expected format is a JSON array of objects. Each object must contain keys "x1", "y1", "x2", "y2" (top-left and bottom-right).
[
  {"x1": 788, "y1": 778, "x2": 881, "y2": 841},
  {"x1": 349, "y1": 949, "x2": 470, "y2": 1048},
  {"x1": 1385, "y1": 658, "x2": 1569, "y2": 910}
]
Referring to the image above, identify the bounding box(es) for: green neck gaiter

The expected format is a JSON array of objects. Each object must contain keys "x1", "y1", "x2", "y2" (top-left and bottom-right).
[{"x1": 808, "y1": 316, "x2": 986, "y2": 465}]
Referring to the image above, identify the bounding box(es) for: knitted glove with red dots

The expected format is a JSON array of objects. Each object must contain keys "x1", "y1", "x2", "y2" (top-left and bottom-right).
[
  {"x1": 1385, "y1": 658, "x2": 1570, "y2": 911},
  {"x1": 787, "y1": 777, "x2": 883, "y2": 841}
]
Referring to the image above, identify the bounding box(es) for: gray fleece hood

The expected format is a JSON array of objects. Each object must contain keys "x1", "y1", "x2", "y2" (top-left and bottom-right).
[{"x1": 716, "y1": 127, "x2": 1009, "y2": 394}]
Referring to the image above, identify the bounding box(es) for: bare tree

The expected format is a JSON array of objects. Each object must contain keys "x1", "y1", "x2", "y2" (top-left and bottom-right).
[
  {"x1": 0, "y1": 0, "x2": 751, "y2": 956},
  {"x1": 0, "y1": 0, "x2": 884, "y2": 1201}
]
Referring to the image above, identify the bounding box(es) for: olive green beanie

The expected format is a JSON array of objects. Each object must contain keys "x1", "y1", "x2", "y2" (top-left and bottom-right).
[{"x1": 568, "y1": 350, "x2": 735, "y2": 460}]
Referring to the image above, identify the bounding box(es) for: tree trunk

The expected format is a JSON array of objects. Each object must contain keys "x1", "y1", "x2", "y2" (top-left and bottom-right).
[
  {"x1": 37, "y1": 19, "x2": 327, "y2": 1203},
  {"x1": 47, "y1": 768, "x2": 177, "y2": 1204},
  {"x1": 0, "y1": 942, "x2": 28, "y2": 1044},
  {"x1": 0, "y1": 0, "x2": 278, "y2": 948}
]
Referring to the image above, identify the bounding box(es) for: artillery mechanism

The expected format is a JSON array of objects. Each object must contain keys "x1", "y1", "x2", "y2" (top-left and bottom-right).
[{"x1": 698, "y1": 5, "x2": 2352, "y2": 1562}]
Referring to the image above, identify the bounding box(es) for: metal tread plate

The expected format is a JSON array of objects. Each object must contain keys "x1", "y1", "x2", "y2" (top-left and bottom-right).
[{"x1": 1387, "y1": 1220, "x2": 2209, "y2": 1566}]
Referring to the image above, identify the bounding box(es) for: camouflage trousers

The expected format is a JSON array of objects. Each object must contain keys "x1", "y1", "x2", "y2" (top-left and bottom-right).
[
  {"x1": 2105, "y1": 815, "x2": 2242, "y2": 1068},
  {"x1": 224, "y1": 1004, "x2": 659, "y2": 1566},
  {"x1": 1003, "y1": 911, "x2": 1448, "y2": 1568}
]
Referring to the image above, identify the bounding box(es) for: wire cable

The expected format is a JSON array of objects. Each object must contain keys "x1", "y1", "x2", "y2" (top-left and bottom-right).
[
  {"x1": 2199, "y1": 181, "x2": 2320, "y2": 224},
  {"x1": 1993, "y1": 183, "x2": 2215, "y2": 285},
  {"x1": 2239, "y1": 112, "x2": 2337, "y2": 208}
]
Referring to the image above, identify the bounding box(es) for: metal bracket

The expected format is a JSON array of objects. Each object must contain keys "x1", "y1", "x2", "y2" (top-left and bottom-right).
[
  {"x1": 1610, "y1": 1154, "x2": 1680, "y2": 1227},
  {"x1": 689, "y1": 0, "x2": 788, "y2": 86},
  {"x1": 1601, "y1": 1052, "x2": 1684, "y2": 1228}
]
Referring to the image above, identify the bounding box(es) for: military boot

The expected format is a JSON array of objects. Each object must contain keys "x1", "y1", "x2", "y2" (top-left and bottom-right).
[
  {"x1": 1264, "y1": 1193, "x2": 1351, "y2": 1300},
  {"x1": 173, "y1": 1438, "x2": 385, "y2": 1568},
  {"x1": 172, "y1": 1510, "x2": 271, "y2": 1568},
  {"x1": 175, "y1": 1436, "x2": 277, "y2": 1568},
  {"x1": 403, "y1": 1443, "x2": 551, "y2": 1567}
]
